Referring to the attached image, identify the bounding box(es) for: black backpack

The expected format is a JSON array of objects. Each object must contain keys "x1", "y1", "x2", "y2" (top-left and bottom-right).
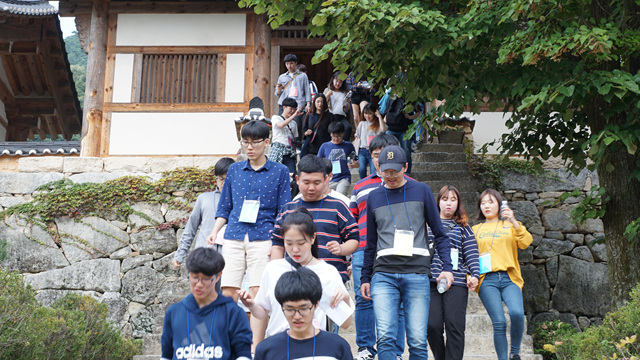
[{"x1": 385, "y1": 97, "x2": 408, "y2": 130}]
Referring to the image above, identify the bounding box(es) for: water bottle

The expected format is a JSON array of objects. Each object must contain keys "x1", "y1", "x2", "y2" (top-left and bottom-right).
[
  {"x1": 500, "y1": 201, "x2": 509, "y2": 218},
  {"x1": 437, "y1": 278, "x2": 448, "y2": 293},
  {"x1": 500, "y1": 200, "x2": 510, "y2": 228}
]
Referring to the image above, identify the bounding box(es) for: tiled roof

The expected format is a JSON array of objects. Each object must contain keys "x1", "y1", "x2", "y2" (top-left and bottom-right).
[
  {"x1": 0, "y1": 141, "x2": 81, "y2": 156},
  {"x1": 0, "y1": 0, "x2": 57, "y2": 15}
]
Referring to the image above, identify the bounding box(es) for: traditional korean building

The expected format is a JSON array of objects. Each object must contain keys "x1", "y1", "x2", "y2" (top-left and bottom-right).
[
  {"x1": 55, "y1": 0, "x2": 331, "y2": 157},
  {"x1": 0, "y1": 0, "x2": 82, "y2": 142}
]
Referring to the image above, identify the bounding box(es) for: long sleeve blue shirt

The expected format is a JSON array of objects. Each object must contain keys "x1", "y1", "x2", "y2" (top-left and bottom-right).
[{"x1": 216, "y1": 159, "x2": 291, "y2": 241}]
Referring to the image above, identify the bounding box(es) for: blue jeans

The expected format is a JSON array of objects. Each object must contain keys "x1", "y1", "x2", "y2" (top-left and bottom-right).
[
  {"x1": 354, "y1": 252, "x2": 406, "y2": 355},
  {"x1": 478, "y1": 272, "x2": 525, "y2": 360},
  {"x1": 358, "y1": 148, "x2": 375, "y2": 179},
  {"x1": 385, "y1": 130, "x2": 412, "y2": 174},
  {"x1": 371, "y1": 272, "x2": 428, "y2": 360}
]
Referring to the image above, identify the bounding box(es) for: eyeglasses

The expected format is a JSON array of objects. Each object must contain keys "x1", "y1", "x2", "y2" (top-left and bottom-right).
[
  {"x1": 188, "y1": 276, "x2": 216, "y2": 284},
  {"x1": 240, "y1": 139, "x2": 266, "y2": 147},
  {"x1": 282, "y1": 306, "x2": 314, "y2": 317}
]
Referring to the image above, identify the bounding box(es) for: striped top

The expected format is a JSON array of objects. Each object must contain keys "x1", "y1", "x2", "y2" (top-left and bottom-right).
[
  {"x1": 271, "y1": 196, "x2": 359, "y2": 282},
  {"x1": 429, "y1": 219, "x2": 481, "y2": 287}
]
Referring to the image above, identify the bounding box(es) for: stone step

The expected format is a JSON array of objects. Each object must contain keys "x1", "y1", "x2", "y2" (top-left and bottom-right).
[
  {"x1": 133, "y1": 356, "x2": 160, "y2": 360},
  {"x1": 416, "y1": 143, "x2": 465, "y2": 153},
  {"x1": 424, "y1": 180, "x2": 479, "y2": 193},
  {"x1": 413, "y1": 151, "x2": 467, "y2": 163},
  {"x1": 141, "y1": 334, "x2": 162, "y2": 357},
  {"x1": 462, "y1": 355, "x2": 542, "y2": 360},
  {"x1": 411, "y1": 161, "x2": 470, "y2": 172},
  {"x1": 412, "y1": 170, "x2": 474, "y2": 182}
]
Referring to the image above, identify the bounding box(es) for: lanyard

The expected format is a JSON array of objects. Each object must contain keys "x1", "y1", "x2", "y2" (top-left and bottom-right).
[
  {"x1": 287, "y1": 329, "x2": 316, "y2": 360},
  {"x1": 384, "y1": 185, "x2": 413, "y2": 232},
  {"x1": 186, "y1": 308, "x2": 216, "y2": 349},
  {"x1": 299, "y1": 197, "x2": 325, "y2": 221},
  {"x1": 244, "y1": 168, "x2": 265, "y2": 201},
  {"x1": 478, "y1": 221, "x2": 500, "y2": 252}
]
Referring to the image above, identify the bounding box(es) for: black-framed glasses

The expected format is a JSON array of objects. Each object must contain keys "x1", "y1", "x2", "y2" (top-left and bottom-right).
[
  {"x1": 188, "y1": 275, "x2": 216, "y2": 284},
  {"x1": 240, "y1": 139, "x2": 267, "y2": 147},
  {"x1": 282, "y1": 306, "x2": 314, "y2": 317}
]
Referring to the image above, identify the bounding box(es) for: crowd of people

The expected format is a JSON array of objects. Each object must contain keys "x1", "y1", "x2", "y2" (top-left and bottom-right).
[{"x1": 161, "y1": 54, "x2": 534, "y2": 360}]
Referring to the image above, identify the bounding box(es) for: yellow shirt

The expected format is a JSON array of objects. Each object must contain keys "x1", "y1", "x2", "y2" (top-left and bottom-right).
[{"x1": 472, "y1": 220, "x2": 533, "y2": 291}]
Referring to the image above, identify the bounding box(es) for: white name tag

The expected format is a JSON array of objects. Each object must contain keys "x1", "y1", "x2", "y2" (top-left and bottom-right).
[
  {"x1": 478, "y1": 252, "x2": 492, "y2": 274},
  {"x1": 450, "y1": 248, "x2": 459, "y2": 271},
  {"x1": 239, "y1": 199, "x2": 260, "y2": 223},
  {"x1": 393, "y1": 229, "x2": 414, "y2": 256},
  {"x1": 332, "y1": 160, "x2": 342, "y2": 174}
]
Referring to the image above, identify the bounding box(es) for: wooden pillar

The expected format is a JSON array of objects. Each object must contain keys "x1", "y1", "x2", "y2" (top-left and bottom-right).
[
  {"x1": 80, "y1": 0, "x2": 109, "y2": 157},
  {"x1": 253, "y1": 14, "x2": 271, "y2": 115}
]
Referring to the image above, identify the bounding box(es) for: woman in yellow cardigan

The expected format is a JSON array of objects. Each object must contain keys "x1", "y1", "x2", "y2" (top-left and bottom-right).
[{"x1": 472, "y1": 189, "x2": 533, "y2": 360}]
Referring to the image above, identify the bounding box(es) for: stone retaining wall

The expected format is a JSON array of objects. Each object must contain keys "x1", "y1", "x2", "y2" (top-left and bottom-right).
[{"x1": 0, "y1": 157, "x2": 609, "y2": 338}]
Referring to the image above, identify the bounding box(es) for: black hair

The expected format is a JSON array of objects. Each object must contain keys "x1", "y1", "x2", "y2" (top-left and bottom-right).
[
  {"x1": 362, "y1": 102, "x2": 377, "y2": 114},
  {"x1": 240, "y1": 120, "x2": 270, "y2": 140},
  {"x1": 282, "y1": 97, "x2": 298, "y2": 108},
  {"x1": 322, "y1": 158, "x2": 333, "y2": 175},
  {"x1": 186, "y1": 247, "x2": 225, "y2": 276},
  {"x1": 476, "y1": 189, "x2": 504, "y2": 221},
  {"x1": 274, "y1": 267, "x2": 323, "y2": 306},
  {"x1": 328, "y1": 121, "x2": 345, "y2": 135},
  {"x1": 297, "y1": 64, "x2": 307, "y2": 73},
  {"x1": 214, "y1": 157, "x2": 235, "y2": 176},
  {"x1": 297, "y1": 155, "x2": 327, "y2": 176},
  {"x1": 284, "y1": 54, "x2": 298, "y2": 63},
  {"x1": 369, "y1": 133, "x2": 400, "y2": 151},
  {"x1": 281, "y1": 207, "x2": 318, "y2": 258},
  {"x1": 328, "y1": 71, "x2": 347, "y2": 92},
  {"x1": 306, "y1": 93, "x2": 330, "y2": 131}
]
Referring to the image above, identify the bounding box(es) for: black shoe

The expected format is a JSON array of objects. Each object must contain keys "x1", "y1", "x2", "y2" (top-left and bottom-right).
[{"x1": 510, "y1": 355, "x2": 521, "y2": 360}]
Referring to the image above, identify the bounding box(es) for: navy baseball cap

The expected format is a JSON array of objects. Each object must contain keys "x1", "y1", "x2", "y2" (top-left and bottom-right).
[{"x1": 378, "y1": 145, "x2": 407, "y2": 172}]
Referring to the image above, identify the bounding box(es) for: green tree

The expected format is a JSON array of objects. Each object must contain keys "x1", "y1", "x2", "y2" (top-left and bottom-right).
[
  {"x1": 239, "y1": 0, "x2": 640, "y2": 306},
  {"x1": 64, "y1": 32, "x2": 87, "y2": 108}
]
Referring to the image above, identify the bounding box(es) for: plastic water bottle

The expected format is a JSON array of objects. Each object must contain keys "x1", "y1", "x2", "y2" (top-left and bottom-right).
[
  {"x1": 500, "y1": 200, "x2": 510, "y2": 228},
  {"x1": 437, "y1": 278, "x2": 448, "y2": 293}
]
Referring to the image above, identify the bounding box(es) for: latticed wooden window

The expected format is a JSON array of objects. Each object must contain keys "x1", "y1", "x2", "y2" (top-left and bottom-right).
[{"x1": 140, "y1": 54, "x2": 217, "y2": 103}]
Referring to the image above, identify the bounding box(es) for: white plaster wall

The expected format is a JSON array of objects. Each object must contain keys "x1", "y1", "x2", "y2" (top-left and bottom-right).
[
  {"x1": 116, "y1": 14, "x2": 246, "y2": 46},
  {"x1": 112, "y1": 54, "x2": 134, "y2": 103},
  {"x1": 109, "y1": 112, "x2": 242, "y2": 155},
  {"x1": 463, "y1": 111, "x2": 512, "y2": 154},
  {"x1": 225, "y1": 54, "x2": 245, "y2": 102}
]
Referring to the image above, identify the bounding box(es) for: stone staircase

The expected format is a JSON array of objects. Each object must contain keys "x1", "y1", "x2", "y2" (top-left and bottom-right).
[{"x1": 410, "y1": 143, "x2": 480, "y2": 210}]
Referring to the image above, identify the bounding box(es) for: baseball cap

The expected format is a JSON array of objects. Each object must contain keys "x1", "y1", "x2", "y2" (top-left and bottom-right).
[{"x1": 378, "y1": 145, "x2": 407, "y2": 172}]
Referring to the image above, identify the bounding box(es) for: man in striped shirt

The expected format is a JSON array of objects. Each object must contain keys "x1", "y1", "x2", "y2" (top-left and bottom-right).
[{"x1": 271, "y1": 154, "x2": 359, "y2": 282}]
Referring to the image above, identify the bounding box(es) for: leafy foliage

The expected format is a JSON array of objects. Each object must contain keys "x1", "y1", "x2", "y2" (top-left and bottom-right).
[
  {"x1": 64, "y1": 32, "x2": 87, "y2": 108},
  {"x1": 547, "y1": 283, "x2": 640, "y2": 359},
  {"x1": 0, "y1": 269, "x2": 141, "y2": 359},
  {"x1": 238, "y1": 0, "x2": 640, "y2": 303},
  {"x1": 532, "y1": 320, "x2": 578, "y2": 360},
  {"x1": 467, "y1": 142, "x2": 542, "y2": 190},
  {"x1": 0, "y1": 167, "x2": 216, "y2": 255}
]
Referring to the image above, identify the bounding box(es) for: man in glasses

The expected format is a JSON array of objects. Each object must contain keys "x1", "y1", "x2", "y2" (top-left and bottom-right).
[
  {"x1": 161, "y1": 247, "x2": 251, "y2": 360},
  {"x1": 207, "y1": 120, "x2": 291, "y2": 351},
  {"x1": 254, "y1": 267, "x2": 353, "y2": 360}
]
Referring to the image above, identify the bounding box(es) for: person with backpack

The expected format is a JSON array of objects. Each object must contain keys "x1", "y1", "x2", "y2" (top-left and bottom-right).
[{"x1": 383, "y1": 96, "x2": 423, "y2": 175}]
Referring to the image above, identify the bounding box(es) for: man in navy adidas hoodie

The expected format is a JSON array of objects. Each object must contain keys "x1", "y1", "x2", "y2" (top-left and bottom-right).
[
  {"x1": 161, "y1": 247, "x2": 252, "y2": 360},
  {"x1": 360, "y1": 145, "x2": 454, "y2": 360}
]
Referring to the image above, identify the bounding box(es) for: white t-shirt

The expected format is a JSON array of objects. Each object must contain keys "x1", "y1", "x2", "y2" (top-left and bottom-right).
[
  {"x1": 254, "y1": 259, "x2": 348, "y2": 338},
  {"x1": 327, "y1": 91, "x2": 347, "y2": 116},
  {"x1": 271, "y1": 115, "x2": 298, "y2": 146}
]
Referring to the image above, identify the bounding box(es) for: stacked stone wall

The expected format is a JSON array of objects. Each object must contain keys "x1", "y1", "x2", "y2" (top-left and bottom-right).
[{"x1": 0, "y1": 157, "x2": 609, "y2": 338}]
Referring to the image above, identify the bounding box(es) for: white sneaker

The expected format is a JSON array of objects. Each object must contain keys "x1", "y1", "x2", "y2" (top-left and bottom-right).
[{"x1": 355, "y1": 348, "x2": 375, "y2": 360}]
